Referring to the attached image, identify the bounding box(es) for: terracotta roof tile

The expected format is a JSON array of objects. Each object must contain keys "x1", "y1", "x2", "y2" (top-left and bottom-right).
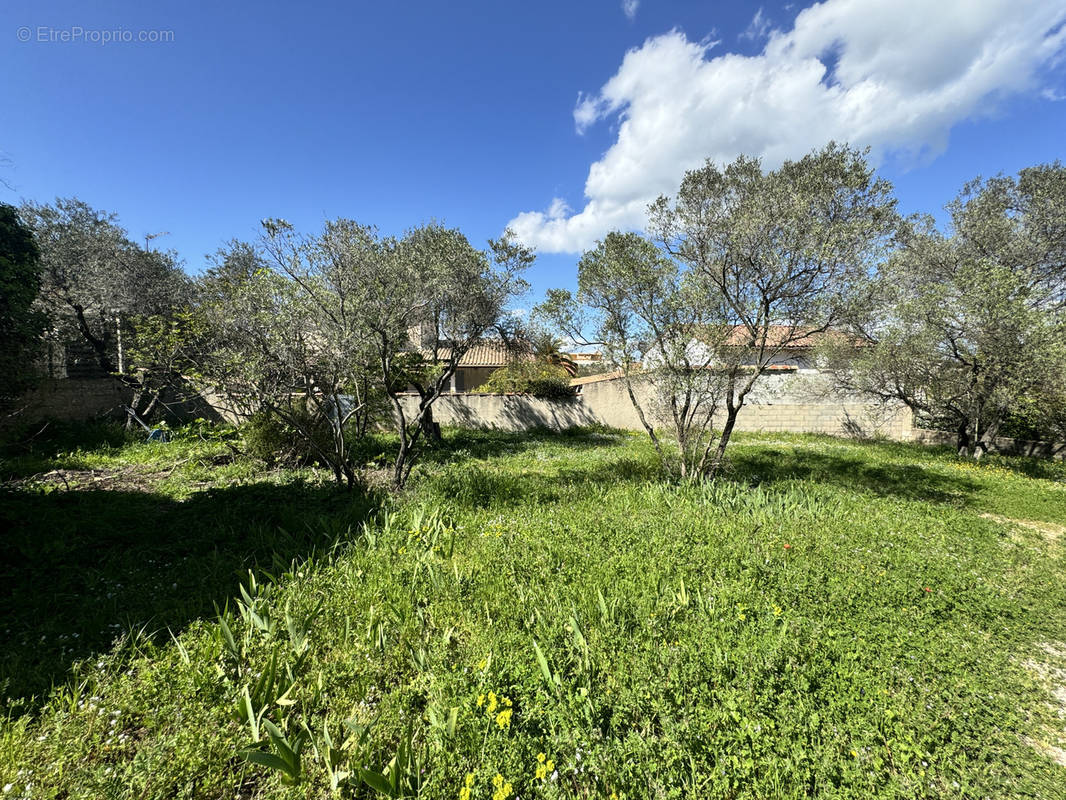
[
  {"x1": 722, "y1": 326, "x2": 862, "y2": 348},
  {"x1": 422, "y1": 341, "x2": 532, "y2": 367}
]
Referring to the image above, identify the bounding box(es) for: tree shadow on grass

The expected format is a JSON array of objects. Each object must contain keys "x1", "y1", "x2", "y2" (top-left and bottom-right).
[
  {"x1": 729, "y1": 447, "x2": 981, "y2": 505},
  {"x1": 419, "y1": 425, "x2": 627, "y2": 466},
  {"x1": 0, "y1": 480, "x2": 381, "y2": 712},
  {"x1": 344, "y1": 426, "x2": 627, "y2": 474},
  {"x1": 421, "y1": 452, "x2": 660, "y2": 509}
]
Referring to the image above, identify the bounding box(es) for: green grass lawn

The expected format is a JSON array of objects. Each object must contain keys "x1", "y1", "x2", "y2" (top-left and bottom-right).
[{"x1": 1, "y1": 425, "x2": 1065, "y2": 799}]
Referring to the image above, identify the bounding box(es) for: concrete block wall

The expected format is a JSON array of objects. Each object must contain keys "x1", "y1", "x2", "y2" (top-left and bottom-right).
[
  {"x1": 397, "y1": 372, "x2": 914, "y2": 440},
  {"x1": 12, "y1": 374, "x2": 912, "y2": 444},
  {"x1": 398, "y1": 393, "x2": 601, "y2": 432},
  {"x1": 8, "y1": 378, "x2": 132, "y2": 424},
  {"x1": 574, "y1": 373, "x2": 913, "y2": 440},
  {"x1": 5, "y1": 378, "x2": 231, "y2": 428}
]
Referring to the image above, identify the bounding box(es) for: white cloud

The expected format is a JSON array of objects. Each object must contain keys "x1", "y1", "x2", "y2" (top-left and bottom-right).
[
  {"x1": 741, "y1": 8, "x2": 773, "y2": 42},
  {"x1": 622, "y1": 0, "x2": 639, "y2": 22},
  {"x1": 509, "y1": 0, "x2": 1066, "y2": 253}
]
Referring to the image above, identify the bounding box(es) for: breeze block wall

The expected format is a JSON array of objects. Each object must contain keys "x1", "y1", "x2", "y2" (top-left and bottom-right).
[
  {"x1": 398, "y1": 371, "x2": 914, "y2": 440},
  {"x1": 10, "y1": 378, "x2": 132, "y2": 423}
]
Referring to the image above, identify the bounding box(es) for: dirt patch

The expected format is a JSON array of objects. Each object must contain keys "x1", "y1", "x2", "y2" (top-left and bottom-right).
[
  {"x1": 2, "y1": 464, "x2": 183, "y2": 494},
  {"x1": 1023, "y1": 642, "x2": 1066, "y2": 767},
  {"x1": 980, "y1": 513, "x2": 1065, "y2": 543}
]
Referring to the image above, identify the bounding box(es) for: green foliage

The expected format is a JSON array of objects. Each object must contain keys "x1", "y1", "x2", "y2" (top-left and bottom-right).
[
  {"x1": 839, "y1": 163, "x2": 1066, "y2": 457},
  {"x1": 480, "y1": 360, "x2": 576, "y2": 399},
  {"x1": 2, "y1": 428, "x2": 1066, "y2": 799},
  {"x1": 19, "y1": 197, "x2": 191, "y2": 376},
  {"x1": 241, "y1": 411, "x2": 322, "y2": 467},
  {"x1": 540, "y1": 145, "x2": 899, "y2": 480},
  {"x1": 0, "y1": 203, "x2": 45, "y2": 405},
  {"x1": 196, "y1": 221, "x2": 531, "y2": 489}
]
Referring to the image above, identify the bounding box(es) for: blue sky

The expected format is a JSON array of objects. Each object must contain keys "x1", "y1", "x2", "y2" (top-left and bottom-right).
[{"x1": 3, "y1": 0, "x2": 1065, "y2": 307}]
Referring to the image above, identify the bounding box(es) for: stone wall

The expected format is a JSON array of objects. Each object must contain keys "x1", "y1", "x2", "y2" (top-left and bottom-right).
[
  {"x1": 399, "y1": 371, "x2": 914, "y2": 440},
  {"x1": 8, "y1": 378, "x2": 132, "y2": 424},
  {"x1": 5, "y1": 378, "x2": 229, "y2": 429}
]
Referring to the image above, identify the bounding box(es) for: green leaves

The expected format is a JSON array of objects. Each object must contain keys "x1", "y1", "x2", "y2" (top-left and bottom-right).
[
  {"x1": 532, "y1": 638, "x2": 559, "y2": 694},
  {"x1": 358, "y1": 722, "x2": 424, "y2": 798},
  {"x1": 240, "y1": 719, "x2": 306, "y2": 784},
  {"x1": 9, "y1": 428, "x2": 1066, "y2": 798}
]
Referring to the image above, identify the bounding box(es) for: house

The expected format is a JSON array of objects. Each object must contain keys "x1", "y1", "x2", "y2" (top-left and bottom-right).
[
  {"x1": 405, "y1": 318, "x2": 532, "y2": 392},
  {"x1": 441, "y1": 340, "x2": 528, "y2": 392},
  {"x1": 641, "y1": 325, "x2": 860, "y2": 374},
  {"x1": 722, "y1": 326, "x2": 848, "y2": 371}
]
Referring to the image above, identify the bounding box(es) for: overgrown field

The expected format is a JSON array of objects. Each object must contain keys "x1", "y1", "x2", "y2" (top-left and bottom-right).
[{"x1": 2, "y1": 425, "x2": 1065, "y2": 799}]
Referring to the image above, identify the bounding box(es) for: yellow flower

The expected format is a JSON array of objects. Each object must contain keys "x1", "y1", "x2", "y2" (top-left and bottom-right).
[
  {"x1": 536, "y1": 752, "x2": 546, "y2": 763},
  {"x1": 546, "y1": 760, "x2": 554, "y2": 772},
  {"x1": 492, "y1": 773, "x2": 504, "y2": 788},
  {"x1": 773, "y1": 605, "x2": 783, "y2": 617},
  {"x1": 535, "y1": 763, "x2": 547, "y2": 780},
  {"x1": 478, "y1": 657, "x2": 489, "y2": 671},
  {"x1": 460, "y1": 789, "x2": 471, "y2": 800},
  {"x1": 487, "y1": 691, "x2": 498, "y2": 713},
  {"x1": 850, "y1": 749, "x2": 859, "y2": 758},
  {"x1": 495, "y1": 708, "x2": 512, "y2": 728},
  {"x1": 464, "y1": 773, "x2": 475, "y2": 788},
  {"x1": 477, "y1": 694, "x2": 485, "y2": 707}
]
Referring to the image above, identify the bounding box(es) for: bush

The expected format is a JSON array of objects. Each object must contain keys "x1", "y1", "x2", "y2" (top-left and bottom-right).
[
  {"x1": 241, "y1": 407, "x2": 333, "y2": 467},
  {"x1": 480, "y1": 361, "x2": 576, "y2": 399}
]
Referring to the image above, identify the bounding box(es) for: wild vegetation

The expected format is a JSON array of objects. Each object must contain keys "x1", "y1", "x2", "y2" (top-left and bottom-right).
[
  {"x1": 2, "y1": 423, "x2": 1065, "y2": 799},
  {"x1": 5, "y1": 152, "x2": 1064, "y2": 488},
  {"x1": 2, "y1": 146, "x2": 1065, "y2": 799},
  {"x1": 830, "y1": 165, "x2": 1066, "y2": 457}
]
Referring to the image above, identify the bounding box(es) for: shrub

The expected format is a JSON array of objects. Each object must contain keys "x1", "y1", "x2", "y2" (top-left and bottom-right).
[
  {"x1": 241, "y1": 407, "x2": 333, "y2": 468},
  {"x1": 480, "y1": 361, "x2": 576, "y2": 399}
]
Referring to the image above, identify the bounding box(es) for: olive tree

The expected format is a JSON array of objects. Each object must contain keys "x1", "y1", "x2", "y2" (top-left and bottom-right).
[
  {"x1": 196, "y1": 220, "x2": 530, "y2": 489},
  {"x1": 542, "y1": 145, "x2": 896, "y2": 479},
  {"x1": 646, "y1": 143, "x2": 898, "y2": 475},
  {"x1": 193, "y1": 234, "x2": 380, "y2": 490},
  {"x1": 538, "y1": 232, "x2": 732, "y2": 479},
  {"x1": 322, "y1": 221, "x2": 531, "y2": 487},
  {"x1": 21, "y1": 198, "x2": 190, "y2": 375},
  {"x1": 20, "y1": 198, "x2": 192, "y2": 425},
  {"x1": 834, "y1": 164, "x2": 1066, "y2": 457}
]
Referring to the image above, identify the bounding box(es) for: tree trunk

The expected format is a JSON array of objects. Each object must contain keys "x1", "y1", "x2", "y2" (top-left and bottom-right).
[
  {"x1": 622, "y1": 373, "x2": 665, "y2": 466},
  {"x1": 956, "y1": 420, "x2": 972, "y2": 458},
  {"x1": 973, "y1": 417, "x2": 1001, "y2": 461},
  {"x1": 707, "y1": 405, "x2": 741, "y2": 479},
  {"x1": 419, "y1": 402, "x2": 442, "y2": 444},
  {"x1": 71, "y1": 303, "x2": 116, "y2": 374}
]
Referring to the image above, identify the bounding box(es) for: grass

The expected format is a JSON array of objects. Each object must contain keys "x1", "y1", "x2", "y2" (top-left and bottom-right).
[{"x1": 1, "y1": 424, "x2": 1065, "y2": 798}]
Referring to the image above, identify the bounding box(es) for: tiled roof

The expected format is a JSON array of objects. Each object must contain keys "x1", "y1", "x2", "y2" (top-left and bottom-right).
[
  {"x1": 423, "y1": 341, "x2": 532, "y2": 367},
  {"x1": 722, "y1": 326, "x2": 860, "y2": 348}
]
